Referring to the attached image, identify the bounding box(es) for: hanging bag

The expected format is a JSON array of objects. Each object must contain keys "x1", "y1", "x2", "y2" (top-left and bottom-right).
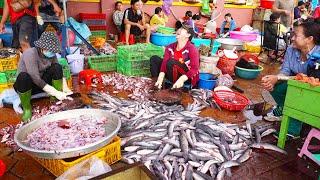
[{"x1": 10, "y1": 0, "x2": 32, "y2": 12}]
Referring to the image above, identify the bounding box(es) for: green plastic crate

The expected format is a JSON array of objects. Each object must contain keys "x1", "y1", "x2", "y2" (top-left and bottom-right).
[
  {"x1": 0, "y1": 72, "x2": 7, "y2": 84},
  {"x1": 284, "y1": 80, "x2": 320, "y2": 118},
  {"x1": 117, "y1": 66, "x2": 150, "y2": 77},
  {"x1": 117, "y1": 58, "x2": 150, "y2": 70},
  {"x1": 117, "y1": 43, "x2": 151, "y2": 61},
  {"x1": 157, "y1": 26, "x2": 175, "y2": 34},
  {"x1": 117, "y1": 43, "x2": 164, "y2": 61},
  {"x1": 58, "y1": 58, "x2": 71, "y2": 79},
  {"x1": 88, "y1": 54, "x2": 117, "y2": 72},
  {"x1": 145, "y1": 44, "x2": 165, "y2": 58},
  {"x1": 89, "y1": 30, "x2": 107, "y2": 42},
  {"x1": 4, "y1": 70, "x2": 17, "y2": 83}
]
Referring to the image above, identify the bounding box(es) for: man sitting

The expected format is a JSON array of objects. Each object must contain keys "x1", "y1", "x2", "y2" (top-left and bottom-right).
[{"x1": 121, "y1": 0, "x2": 151, "y2": 45}]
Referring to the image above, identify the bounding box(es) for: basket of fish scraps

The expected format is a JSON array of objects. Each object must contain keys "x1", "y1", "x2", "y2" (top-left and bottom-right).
[{"x1": 213, "y1": 90, "x2": 249, "y2": 111}]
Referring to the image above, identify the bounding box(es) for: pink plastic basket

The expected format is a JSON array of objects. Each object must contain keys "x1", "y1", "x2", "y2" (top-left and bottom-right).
[{"x1": 230, "y1": 31, "x2": 258, "y2": 42}]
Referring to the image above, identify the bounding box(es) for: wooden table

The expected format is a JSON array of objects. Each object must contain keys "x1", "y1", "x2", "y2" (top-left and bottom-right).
[{"x1": 277, "y1": 80, "x2": 320, "y2": 149}]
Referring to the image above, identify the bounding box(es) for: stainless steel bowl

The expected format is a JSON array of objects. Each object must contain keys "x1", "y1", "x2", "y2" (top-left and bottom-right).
[
  {"x1": 14, "y1": 109, "x2": 121, "y2": 159},
  {"x1": 215, "y1": 38, "x2": 244, "y2": 50}
]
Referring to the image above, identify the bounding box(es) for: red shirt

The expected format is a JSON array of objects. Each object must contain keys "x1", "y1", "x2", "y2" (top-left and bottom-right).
[
  {"x1": 7, "y1": 0, "x2": 36, "y2": 24},
  {"x1": 160, "y1": 41, "x2": 200, "y2": 86}
]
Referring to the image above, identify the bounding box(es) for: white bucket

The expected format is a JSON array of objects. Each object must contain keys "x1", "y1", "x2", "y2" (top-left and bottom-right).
[
  {"x1": 200, "y1": 55, "x2": 220, "y2": 74},
  {"x1": 67, "y1": 54, "x2": 84, "y2": 75}
]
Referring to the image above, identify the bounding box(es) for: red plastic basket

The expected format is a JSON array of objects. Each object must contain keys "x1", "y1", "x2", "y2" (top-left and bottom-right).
[
  {"x1": 213, "y1": 90, "x2": 249, "y2": 111},
  {"x1": 89, "y1": 25, "x2": 107, "y2": 31},
  {"x1": 79, "y1": 13, "x2": 106, "y2": 20},
  {"x1": 260, "y1": 0, "x2": 275, "y2": 9}
]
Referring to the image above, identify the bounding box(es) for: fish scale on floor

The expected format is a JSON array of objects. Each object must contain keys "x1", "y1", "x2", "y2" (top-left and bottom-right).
[{"x1": 88, "y1": 90, "x2": 286, "y2": 180}]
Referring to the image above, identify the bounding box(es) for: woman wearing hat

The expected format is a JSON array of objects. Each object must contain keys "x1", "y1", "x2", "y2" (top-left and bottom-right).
[{"x1": 14, "y1": 31, "x2": 72, "y2": 121}]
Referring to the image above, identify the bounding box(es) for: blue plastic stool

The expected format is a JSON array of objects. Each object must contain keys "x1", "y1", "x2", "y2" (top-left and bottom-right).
[{"x1": 164, "y1": 79, "x2": 192, "y2": 90}]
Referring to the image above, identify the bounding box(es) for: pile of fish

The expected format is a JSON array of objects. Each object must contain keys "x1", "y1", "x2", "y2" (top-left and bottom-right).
[
  {"x1": 188, "y1": 89, "x2": 221, "y2": 111},
  {"x1": 101, "y1": 73, "x2": 154, "y2": 100},
  {"x1": 81, "y1": 42, "x2": 117, "y2": 56},
  {"x1": 31, "y1": 97, "x2": 85, "y2": 120},
  {"x1": 27, "y1": 115, "x2": 108, "y2": 151},
  {"x1": 0, "y1": 122, "x2": 23, "y2": 151},
  {"x1": 89, "y1": 91, "x2": 286, "y2": 180}
]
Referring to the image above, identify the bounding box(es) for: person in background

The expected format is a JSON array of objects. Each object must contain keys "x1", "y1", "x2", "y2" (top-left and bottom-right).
[
  {"x1": 191, "y1": 14, "x2": 201, "y2": 34},
  {"x1": 261, "y1": 19, "x2": 320, "y2": 138},
  {"x1": 150, "y1": 7, "x2": 168, "y2": 32},
  {"x1": 272, "y1": 0, "x2": 294, "y2": 28},
  {"x1": 220, "y1": 13, "x2": 236, "y2": 37},
  {"x1": 294, "y1": 1, "x2": 306, "y2": 20},
  {"x1": 113, "y1": 1, "x2": 124, "y2": 34},
  {"x1": 175, "y1": 11, "x2": 193, "y2": 29},
  {"x1": 14, "y1": 32, "x2": 72, "y2": 121},
  {"x1": 121, "y1": 0, "x2": 151, "y2": 45},
  {"x1": 0, "y1": 0, "x2": 38, "y2": 49},
  {"x1": 37, "y1": 0, "x2": 63, "y2": 35},
  {"x1": 150, "y1": 25, "x2": 199, "y2": 89}
]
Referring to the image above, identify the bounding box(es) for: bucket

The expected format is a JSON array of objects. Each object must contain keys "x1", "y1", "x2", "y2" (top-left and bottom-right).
[
  {"x1": 200, "y1": 55, "x2": 219, "y2": 73},
  {"x1": 198, "y1": 73, "x2": 217, "y2": 90},
  {"x1": 66, "y1": 54, "x2": 84, "y2": 75}
]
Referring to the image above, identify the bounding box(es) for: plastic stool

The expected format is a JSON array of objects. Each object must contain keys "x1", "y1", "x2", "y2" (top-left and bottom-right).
[
  {"x1": 0, "y1": 159, "x2": 6, "y2": 177},
  {"x1": 298, "y1": 128, "x2": 320, "y2": 166},
  {"x1": 120, "y1": 32, "x2": 135, "y2": 45},
  {"x1": 165, "y1": 79, "x2": 192, "y2": 90},
  {"x1": 78, "y1": 69, "x2": 102, "y2": 86}
]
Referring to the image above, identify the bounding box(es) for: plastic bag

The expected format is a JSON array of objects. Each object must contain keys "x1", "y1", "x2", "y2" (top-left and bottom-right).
[
  {"x1": 67, "y1": 17, "x2": 92, "y2": 45},
  {"x1": 0, "y1": 88, "x2": 23, "y2": 114},
  {"x1": 216, "y1": 74, "x2": 234, "y2": 88},
  {"x1": 56, "y1": 157, "x2": 111, "y2": 180}
]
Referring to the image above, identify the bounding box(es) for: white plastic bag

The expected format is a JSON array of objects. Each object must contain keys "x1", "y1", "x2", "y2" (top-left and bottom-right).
[
  {"x1": 0, "y1": 88, "x2": 23, "y2": 114},
  {"x1": 56, "y1": 156, "x2": 111, "y2": 180}
]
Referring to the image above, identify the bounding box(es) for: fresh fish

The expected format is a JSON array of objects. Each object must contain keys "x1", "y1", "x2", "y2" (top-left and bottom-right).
[
  {"x1": 163, "y1": 160, "x2": 173, "y2": 179},
  {"x1": 219, "y1": 160, "x2": 240, "y2": 171},
  {"x1": 254, "y1": 127, "x2": 261, "y2": 143},
  {"x1": 237, "y1": 148, "x2": 252, "y2": 163},
  {"x1": 261, "y1": 128, "x2": 277, "y2": 138},
  {"x1": 250, "y1": 143, "x2": 288, "y2": 154},
  {"x1": 180, "y1": 130, "x2": 189, "y2": 160}
]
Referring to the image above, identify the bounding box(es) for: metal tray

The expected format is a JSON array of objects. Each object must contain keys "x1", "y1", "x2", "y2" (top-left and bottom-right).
[
  {"x1": 14, "y1": 109, "x2": 121, "y2": 159},
  {"x1": 215, "y1": 38, "x2": 244, "y2": 50}
]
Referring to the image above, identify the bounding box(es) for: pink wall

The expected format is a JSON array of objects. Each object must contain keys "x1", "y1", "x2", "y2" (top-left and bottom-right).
[{"x1": 67, "y1": 1, "x2": 253, "y2": 34}]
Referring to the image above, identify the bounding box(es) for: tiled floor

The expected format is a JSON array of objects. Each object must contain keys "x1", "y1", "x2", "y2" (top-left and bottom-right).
[{"x1": 0, "y1": 60, "x2": 319, "y2": 179}]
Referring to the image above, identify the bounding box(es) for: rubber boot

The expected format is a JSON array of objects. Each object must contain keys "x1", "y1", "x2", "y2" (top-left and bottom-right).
[
  {"x1": 52, "y1": 79, "x2": 63, "y2": 91},
  {"x1": 50, "y1": 79, "x2": 63, "y2": 101},
  {"x1": 18, "y1": 90, "x2": 32, "y2": 122}
]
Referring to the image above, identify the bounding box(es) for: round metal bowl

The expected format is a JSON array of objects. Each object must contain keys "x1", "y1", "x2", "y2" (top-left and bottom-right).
[
  {"x1": 14, "y1": 109, "x2": 121, "y2": 159},
  {"x1": 215, "y1": 38, "x2": 244, "y2": 50}
]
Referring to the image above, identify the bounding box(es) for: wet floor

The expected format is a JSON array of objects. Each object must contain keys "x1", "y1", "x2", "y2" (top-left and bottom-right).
[{"x1": 0, "y1": 60, "x2": 319, "y2": 179}]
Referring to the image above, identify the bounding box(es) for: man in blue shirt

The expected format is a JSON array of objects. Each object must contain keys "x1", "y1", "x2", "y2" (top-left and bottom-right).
[{"x1": 262, "y1": 19, "x2": 320, "y2": 137}]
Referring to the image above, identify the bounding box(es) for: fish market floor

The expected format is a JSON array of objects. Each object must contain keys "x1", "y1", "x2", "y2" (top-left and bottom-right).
[{"x1": 0, "y1": 61, "x2": 319, "y2": 179}]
